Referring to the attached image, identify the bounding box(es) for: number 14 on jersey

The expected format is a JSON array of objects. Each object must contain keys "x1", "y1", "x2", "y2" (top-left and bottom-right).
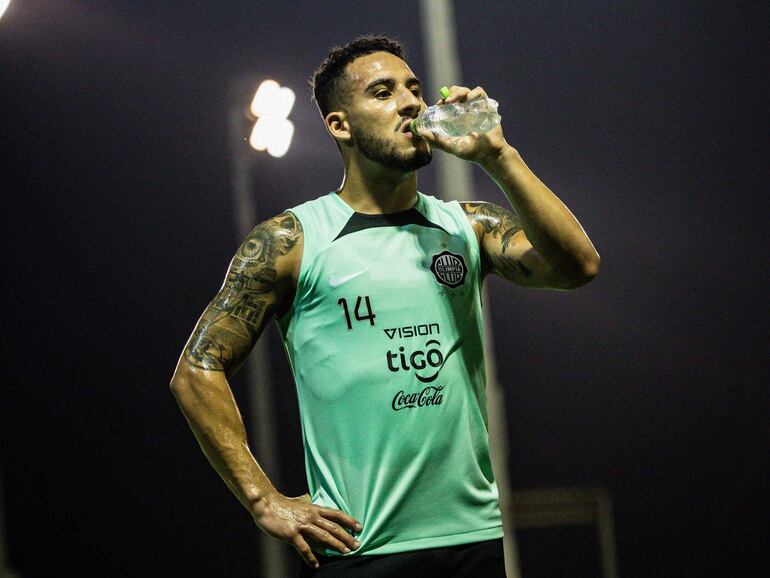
[{"x1": 337, "y1": 296, "x2": 376, "y2": 330}]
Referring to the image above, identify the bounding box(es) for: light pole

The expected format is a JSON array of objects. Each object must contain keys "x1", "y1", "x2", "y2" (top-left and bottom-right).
[
  {"x1": 419, "y1": 1, "x2": 521, "y2": 576},
  {"x1": 0, "y1": 468, "x2": 19, "y2": 578},
  {"x1": 227, "y1": 75, "x2": 295, "y2": 578},
  {"x1": 1, "y1": 8, "x2": 19, "y2": 574}
]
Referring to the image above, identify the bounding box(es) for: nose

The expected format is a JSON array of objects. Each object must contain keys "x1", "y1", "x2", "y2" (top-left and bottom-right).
[{"x1": 398, "y1": 87, "x2": 423, "y2": 118}]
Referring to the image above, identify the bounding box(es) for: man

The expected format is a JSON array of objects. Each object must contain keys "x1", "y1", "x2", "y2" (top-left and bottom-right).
[{"x1": 170, "y1": 35, "x2": 600, "y2": 577}]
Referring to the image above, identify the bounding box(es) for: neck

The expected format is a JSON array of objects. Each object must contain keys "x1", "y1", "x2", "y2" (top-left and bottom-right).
[{"x1": 337, "y1": 155, "x2": 418, "y2": 214}]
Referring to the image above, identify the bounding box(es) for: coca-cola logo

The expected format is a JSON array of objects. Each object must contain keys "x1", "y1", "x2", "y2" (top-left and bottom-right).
[{"x1": 392, "y1": 385, "x2": 445, "y2": 411}]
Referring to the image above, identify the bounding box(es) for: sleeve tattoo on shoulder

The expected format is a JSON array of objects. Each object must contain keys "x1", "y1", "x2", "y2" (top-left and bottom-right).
[
  {"x1": 184, "y1": 212, "x2": 302, "y2": 371},
  {"x1": 462, "y1": 202, "x2": 533, "y2": 279}
]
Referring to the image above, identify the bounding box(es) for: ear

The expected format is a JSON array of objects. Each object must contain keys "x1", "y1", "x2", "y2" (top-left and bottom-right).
[{"x1": 325, "y1": 111, "x2": 351, "y2": 144}]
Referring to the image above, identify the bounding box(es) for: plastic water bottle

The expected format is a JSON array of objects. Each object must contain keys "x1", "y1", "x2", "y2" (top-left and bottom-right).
[{"x1": 410, "y1": 86, "x2": 502, "y2": 138}]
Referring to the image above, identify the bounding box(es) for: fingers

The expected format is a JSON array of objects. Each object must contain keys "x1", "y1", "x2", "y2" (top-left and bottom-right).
[
  {"x1": 439, "y1": 85, "x2": 488, "y2": 104},
  {"x1": 293, "y1": 534, "x2": 320, "y2": 569},
  {"x1": 315, "y1": 516, "x2": 361, "y2": 552},
  {"x1": 317, "y1": 506, "x2": 363, "y2": 533},
  {"x1": 415, "y1": 126, "x2": 453, "y2": 152},
  {"x1": 294, "y1": 513, "x2": 362, "y2": 569},
  {"x1": 303, "y1": 524, "x2": 356, "y2": 555},
  {"x1": 260, "y1": 495, "x2": 363, "y2": 569}
]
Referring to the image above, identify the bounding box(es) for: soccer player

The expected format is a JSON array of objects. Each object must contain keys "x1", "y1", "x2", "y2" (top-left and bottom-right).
[{"x1": 170, "y1": 35, "x2": 600, "y2": 577}]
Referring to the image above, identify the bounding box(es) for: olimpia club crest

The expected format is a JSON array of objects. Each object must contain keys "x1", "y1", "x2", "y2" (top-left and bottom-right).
[{"x1": 430, "y1": 251, "x2": 467, "y2": 288}]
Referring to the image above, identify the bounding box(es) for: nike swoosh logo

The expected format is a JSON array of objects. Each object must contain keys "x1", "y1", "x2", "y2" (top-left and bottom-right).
[{"x1": 329, "y1": 271, "x2": 366, "y2": 287}]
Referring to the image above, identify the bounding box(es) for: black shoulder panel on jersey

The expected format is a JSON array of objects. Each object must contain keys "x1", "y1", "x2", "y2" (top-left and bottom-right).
[{"x1": 332, "y1": 208, "x2": 449, "y2": 241}]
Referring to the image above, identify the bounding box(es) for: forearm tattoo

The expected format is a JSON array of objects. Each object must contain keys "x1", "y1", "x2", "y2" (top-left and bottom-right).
[
  {"x1": 184, "y1": 212, "x2": 302, "y2": 371},
  {"x1": 462, "y1": 202, "x2": 532, "y2": 279}
]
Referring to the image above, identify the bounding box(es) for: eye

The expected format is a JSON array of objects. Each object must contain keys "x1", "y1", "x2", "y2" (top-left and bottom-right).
[{"x1": 375, "y1": 90, "x2": 391, "y2": 99}]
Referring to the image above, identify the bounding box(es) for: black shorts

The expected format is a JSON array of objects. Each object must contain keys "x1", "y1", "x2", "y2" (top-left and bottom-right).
[{"x1": 298, "y1": 538, "x2": 507, "y2": 578}]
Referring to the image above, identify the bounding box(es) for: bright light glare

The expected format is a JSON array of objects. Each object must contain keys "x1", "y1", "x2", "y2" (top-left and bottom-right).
[
  {"x1": 266, "y1": 120, "x2": 294, "y2": 158},
  {"x1": 250, "y1": 80, "x2": 295, "y2": 119},
  {"x1": 0, "y1": 0, "x2": 12, "y2": 21},
  {"x1": 248, "y1": 79, "x2": 296, "y2": 157},
  {"x1": 249, "y1": 118, "x2": 294, "y2": 158},
  {"x1": 249, "y1": 119, "x2": 269, "y2": 152}
]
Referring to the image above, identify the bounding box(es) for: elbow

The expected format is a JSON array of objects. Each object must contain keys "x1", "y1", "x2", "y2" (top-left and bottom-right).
[
  {"x1": 170, "y1": 364, "x2": 194, "y2": 397},
  {"x1": 170, "y1": 370, "x2": 202, "y2": 411},
  {"x1": 169, "y1": 376, "x2": 187, "y2": 399},
  {"x1": 170, "y1": 363, "x2": 223, "y2": 403},
  {"x1": 581, "y1": 253, "x2": 601, "y2": 282},
  {"x1": 559, "y1": 254, "x2": 600, "y2": 290},
  {"x1": 169, "y1": 375, "x2": 184, "y2": 394}
]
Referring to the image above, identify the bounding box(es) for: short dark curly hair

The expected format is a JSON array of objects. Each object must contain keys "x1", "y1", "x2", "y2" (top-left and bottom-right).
[{"x1": 311, "y1": 34, "x2": 407, "y2": 118}]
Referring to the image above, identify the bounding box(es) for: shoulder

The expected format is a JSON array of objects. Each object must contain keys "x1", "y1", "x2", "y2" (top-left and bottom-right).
[
  {"x1": 418, "y1": 192, "x2": 481, "y2": 231},
  {"x1": 459, "y1": 201, "x2": 520, "y2": 242},
  {"x1": 282, "y1": 192, "x2": 338, "y2": 222},
  {"x1": 458, "y1": 201, "x2": 505, "y2": 246},
  {"x1": 235, "y1": 211, "x2": 304, "y2": 296},
  {"x1": 459, "y1": 200, "x2": 514, "y2": 225},
  {"x1": 238, "y1": 211, "x2": 303, "y2": 262},
  {"x1": 280, "y1": 192, "x2": 354, "y2": 246}
]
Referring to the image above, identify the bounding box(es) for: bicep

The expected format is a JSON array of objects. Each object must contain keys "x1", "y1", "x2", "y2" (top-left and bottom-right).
[
  {"x1": 463, "y1": 202, "x2": 565, "y2": 290},
  {"x1": 182, "y1": 212, "x2": 302, "y2": 377}
]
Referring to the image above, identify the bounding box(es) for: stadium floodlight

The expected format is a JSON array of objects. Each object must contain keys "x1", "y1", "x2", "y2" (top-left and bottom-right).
[
  {"x1": 0, "y1": 0, "x2": 12, "y2": 21},
  {"x1": 250, "y1": 80, "x2": 295, "y2": 119},
  {"x1": 248, "y1": 79, "x2": 295, "y2": 157},
  {"x1": 249, "y1": 117, "x2": 295, "y2": 158}
]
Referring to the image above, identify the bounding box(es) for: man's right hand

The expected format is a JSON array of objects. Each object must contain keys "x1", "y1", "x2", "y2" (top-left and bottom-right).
[{"x1": 252, "y1": 491, "x2": 362, "y2": 569}]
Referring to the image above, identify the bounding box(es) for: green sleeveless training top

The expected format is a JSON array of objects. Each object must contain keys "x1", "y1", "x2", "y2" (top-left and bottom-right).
[{"x1": 276, "y1": 190, "x2": 503, "y2": 556}]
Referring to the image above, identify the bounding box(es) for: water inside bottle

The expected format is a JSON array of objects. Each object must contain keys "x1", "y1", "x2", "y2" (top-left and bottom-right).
[{"x1": 419, "y1": 97, "x2": 501, "y2": 138}]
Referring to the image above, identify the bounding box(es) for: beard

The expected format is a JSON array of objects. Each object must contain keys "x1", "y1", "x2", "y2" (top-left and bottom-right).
[{"x1": 354, "y1": 129, "x2": 432, "y2": 172}]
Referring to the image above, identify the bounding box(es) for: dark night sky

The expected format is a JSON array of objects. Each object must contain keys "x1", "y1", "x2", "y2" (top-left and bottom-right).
[{"x1": 1, "y1": 2, "x2": 768, "y2": 577}]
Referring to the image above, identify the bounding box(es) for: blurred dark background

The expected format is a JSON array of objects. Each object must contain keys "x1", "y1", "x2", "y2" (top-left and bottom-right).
[{"x1": 1, "y1": 1, "x2": 767, "y2": 577}]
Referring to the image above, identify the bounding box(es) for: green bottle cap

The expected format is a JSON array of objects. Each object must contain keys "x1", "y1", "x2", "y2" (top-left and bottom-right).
[{"x1": 439, "y1": 86, "x2": 451, "y2": 99}]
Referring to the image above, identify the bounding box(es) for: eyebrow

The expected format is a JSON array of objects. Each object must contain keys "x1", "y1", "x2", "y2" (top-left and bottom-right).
[{"x1": 363, "y1": 76, "x2": 421, "y2": 94}]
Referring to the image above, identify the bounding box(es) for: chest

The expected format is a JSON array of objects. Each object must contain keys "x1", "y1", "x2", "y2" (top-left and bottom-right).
[{"x1": 310, "y1": 225, "x2": 475, "y2": 309}]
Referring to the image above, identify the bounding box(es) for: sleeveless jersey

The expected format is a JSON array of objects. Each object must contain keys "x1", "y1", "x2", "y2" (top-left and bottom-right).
[{"x1": 276, "y1": 190, "x2": 503, "y2": 556}]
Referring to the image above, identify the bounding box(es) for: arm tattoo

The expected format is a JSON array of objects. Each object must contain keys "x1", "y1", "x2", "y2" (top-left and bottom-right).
[
  {"x1": 486, "y1": 252, "x2": 533, "y2": 279},
  {"x1": 184, "y1": 212, "x2": 301, "y2": 371},
  {"x1": 462, "y1": 202, "x2": 532, "y2": 279}
]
